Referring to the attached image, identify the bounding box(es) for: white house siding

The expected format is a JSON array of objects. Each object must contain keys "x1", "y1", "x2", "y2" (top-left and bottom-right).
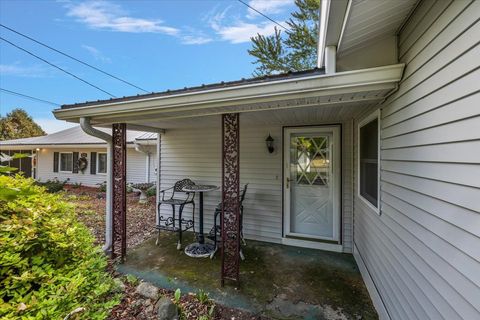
[
  {"x1": 126, "y1": 145, "x2": 157, "y2": 184},
  {"x1": 159, "y1": 116, "x2": 355, "y2": 251},
  {"x1": 37, "y1": 147, "x2": 156, "y2": 187},
  {"x1": 353, "y1": 1, "x2": 480, "y2": 319}
]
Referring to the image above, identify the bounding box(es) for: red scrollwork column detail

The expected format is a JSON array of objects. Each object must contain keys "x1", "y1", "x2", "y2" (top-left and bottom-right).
[
  {"x1": 112, "y1": 123, "x2": 127, "y2": 261},
  {"x1": 221, "y1": 113, "x2": 240, "y2": 284}
]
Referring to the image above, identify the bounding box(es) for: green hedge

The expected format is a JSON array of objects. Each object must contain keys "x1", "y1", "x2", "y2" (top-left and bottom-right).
[{"x1": 0, "y1": 176, "x2": 119, "y2": 319}]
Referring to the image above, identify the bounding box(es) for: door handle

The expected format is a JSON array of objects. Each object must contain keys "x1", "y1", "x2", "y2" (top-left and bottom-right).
[{"x1": 286, "y1": 177, "x2": 291, "y2": 189}]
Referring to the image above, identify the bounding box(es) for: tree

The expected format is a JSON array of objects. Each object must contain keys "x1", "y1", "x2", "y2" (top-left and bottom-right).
[
  {"x1": 248, "y1": 0, "x2": 320, "y2": 76},
  {"x1": 0, "y1": 108, "x2": 46, "y2": 141}
]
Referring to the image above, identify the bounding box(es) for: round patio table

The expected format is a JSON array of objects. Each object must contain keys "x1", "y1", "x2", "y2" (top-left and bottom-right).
[{"x1": 182, "y1": 184, "x2": 219, "y2": 258}]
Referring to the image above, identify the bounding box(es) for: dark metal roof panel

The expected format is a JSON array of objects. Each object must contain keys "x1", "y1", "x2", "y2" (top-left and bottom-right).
[{"x1": 61, "y1": 68, "x2": 325, "y2": 109}]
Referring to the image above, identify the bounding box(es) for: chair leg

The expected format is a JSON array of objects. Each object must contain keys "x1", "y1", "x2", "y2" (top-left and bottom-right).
[
  {"x1": 192, "y1": 202, "x2": 196, "y2": 234},
  {"x1": 240, "y1": 207, "x2": 246, "y2": 246},
  {"x1": 177, "y1": 205, "x2": 184, "y2": 250},
  {"x1": 156, "y1": 203, "x2": 161, "y2": 246},
  {"x1": 240, "y1": 249, "x2": 245, "y2": 261}
]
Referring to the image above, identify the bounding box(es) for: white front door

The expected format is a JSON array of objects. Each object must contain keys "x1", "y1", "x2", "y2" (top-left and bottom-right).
[{"x1": 284, "y1": 126, "x2": 341, "y2": 241}]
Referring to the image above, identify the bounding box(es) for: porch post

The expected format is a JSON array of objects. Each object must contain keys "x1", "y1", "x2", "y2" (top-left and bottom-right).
[
  {"x1": 111, "y1": 123, "x2": 127, "y2": 261},
  {"x1": 221, "y1": 113, "x2": 240, "y2": 284}
]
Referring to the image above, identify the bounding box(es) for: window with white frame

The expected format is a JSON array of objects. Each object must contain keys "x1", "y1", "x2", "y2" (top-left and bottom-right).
[
  {"x1": 60, "y1": 152, "x2": 73, "y2": 172},
  {"x1": 358, "y1": 111, "x2": 380, "y2": 210},
  {"x1": 97, "y1": 153, "x2": 107, "y2": 174}
]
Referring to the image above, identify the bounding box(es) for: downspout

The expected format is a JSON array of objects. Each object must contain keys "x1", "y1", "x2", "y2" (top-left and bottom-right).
[{"x1": 79, "y1": 117, "x2": 113, "y2": 254}]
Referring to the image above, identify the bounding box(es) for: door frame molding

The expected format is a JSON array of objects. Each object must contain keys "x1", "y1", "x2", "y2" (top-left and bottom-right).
[{"x1": 282, "y1": 124, "x2": 342, "y2": 244}]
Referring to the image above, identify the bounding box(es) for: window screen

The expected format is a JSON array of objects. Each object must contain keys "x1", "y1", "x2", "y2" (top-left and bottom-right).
[
  {"x1": 98, "y1": 153, "x2": 107, "y2": 174},
  {"x1": 60, "y1": 153, "x2": 73, "y2": 172},
  {"x1": 359, "y1": 118, "x2": 378, "y2": 207}
]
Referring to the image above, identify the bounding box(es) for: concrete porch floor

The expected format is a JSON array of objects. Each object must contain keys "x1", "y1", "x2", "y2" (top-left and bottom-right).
[{"x1": 118, "y1": 232, "x2": 377, "y2": 320}]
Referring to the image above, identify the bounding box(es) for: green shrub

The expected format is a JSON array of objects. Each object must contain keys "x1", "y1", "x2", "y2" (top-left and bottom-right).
[
  {"x1": 35, "y1": 178, "x2": 67, "y2": 193},
  {"x1": 72, "y1": 182, "x2": 82, "y2": 189},
  {"x1": 0, "y1": 176, "x2": 119, "y2": 319},
  {"x1": 146, "y1": 186, "x2": 156, "y2": 197},
  {"x1": 97, "y1": 181, "x2": 107, "y2": 192}
]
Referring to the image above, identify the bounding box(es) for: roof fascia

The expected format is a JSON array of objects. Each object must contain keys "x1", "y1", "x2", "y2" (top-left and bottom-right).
[{"x1": 53, "y1": 64, "x2": 404, "y2": 122}]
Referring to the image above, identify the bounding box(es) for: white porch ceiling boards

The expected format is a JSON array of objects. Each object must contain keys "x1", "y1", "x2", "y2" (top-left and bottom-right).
[
  {"x1": 124, "y1": 101, "x2": 377, "y2": 130},
  {"x1": 54, "y1": 64, "x2": 404, "y2": 128},
  {"x1": 337, "y1": 0, "x2": 418, "y2": 57}
]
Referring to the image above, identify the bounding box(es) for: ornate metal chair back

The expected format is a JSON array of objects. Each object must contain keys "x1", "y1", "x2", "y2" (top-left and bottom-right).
[{"x1": 172, "y1": 178, "x2": 195, "y2": 198}]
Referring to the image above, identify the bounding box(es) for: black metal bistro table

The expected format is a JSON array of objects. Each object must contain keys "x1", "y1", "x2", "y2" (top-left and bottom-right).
[{"x1": 183, "y1": 184, "x2": 219, "y2": 258}]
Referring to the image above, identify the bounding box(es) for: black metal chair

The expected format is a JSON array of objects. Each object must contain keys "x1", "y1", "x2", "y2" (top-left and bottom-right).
[
  {"x1": 156, "y1": 178, "x2": 196, "y2": 250},
  {"x1": 208, "y1": 184, "x2": 248, "y2": 260}
]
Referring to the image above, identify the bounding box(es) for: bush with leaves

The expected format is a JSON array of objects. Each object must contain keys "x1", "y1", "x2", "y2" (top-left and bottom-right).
[
  {"x1": 35, "y1": 178, "x2": 68, "y2": 193},
  {"x1": 0, "y1": 175, "x2": 119, "y2": 319},
  {"x1": 146, "y1": 185, "x2": 156, "y2": 197},
  {"x1": 97, "y1": 181, "x2": 107, "y2": 192}
]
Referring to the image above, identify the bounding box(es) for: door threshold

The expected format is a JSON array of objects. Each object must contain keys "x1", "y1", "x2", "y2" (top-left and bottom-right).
[{"x1": 281, "y1": 237, "x2": 343, "y2": 252}]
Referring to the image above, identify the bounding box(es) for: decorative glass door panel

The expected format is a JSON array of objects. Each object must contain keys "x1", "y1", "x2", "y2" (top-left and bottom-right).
[{"x1": 284, "y1": 126, "x2": 340, "y2": 241}]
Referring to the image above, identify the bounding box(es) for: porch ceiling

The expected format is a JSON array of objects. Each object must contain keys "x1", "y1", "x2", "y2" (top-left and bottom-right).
[
  {"x1": 129, "y1": 100, "x2": 379, "y2": 129},
  {"x1": 53, "y1": 64, "x2": 404, "y2": 130}
]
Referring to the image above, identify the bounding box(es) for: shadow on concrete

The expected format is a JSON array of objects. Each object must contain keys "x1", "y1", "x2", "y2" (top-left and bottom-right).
[{"x1": 117, "y1": 232, "x2": 377, "y2": 320}]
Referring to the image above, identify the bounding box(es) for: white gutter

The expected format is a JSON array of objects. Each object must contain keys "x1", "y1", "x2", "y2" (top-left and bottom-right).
[
  {"x1": 317, "y1": 0, "x2": 331, "y2": 68},
  {"x1": 79, "y1": 117, "x2": 113, "y2": 254},
  {"x1": 53, "y1": 64, "x2": 405, "y2": 122},
  {"x1": 325, "y1": 45, "x2": 337, "y2": 74}
]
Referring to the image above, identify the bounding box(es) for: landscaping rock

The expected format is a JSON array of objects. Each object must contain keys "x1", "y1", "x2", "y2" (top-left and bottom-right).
[
  {"x1": 135, "y1": 282, "x2": 159, "y2": 299},
  {"x1": 145, "y1": 304, "x2": 154, "y2": 314},
  {"x1": 132, "y1": 299, "x2": 144, "y2": 309},
  {"x1": 156, "y1": 297, "x2": 178, "y2": 320}
]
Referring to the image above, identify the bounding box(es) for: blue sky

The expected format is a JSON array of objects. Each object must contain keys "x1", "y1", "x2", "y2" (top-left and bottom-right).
[{"x1": 0, "y1": 0, "x2": 295, "y2": 133}]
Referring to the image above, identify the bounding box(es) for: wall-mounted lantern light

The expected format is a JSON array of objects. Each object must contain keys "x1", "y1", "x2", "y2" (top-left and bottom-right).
[{"x1": 266, "y1": 134, "x2": 274, "y2": 153}]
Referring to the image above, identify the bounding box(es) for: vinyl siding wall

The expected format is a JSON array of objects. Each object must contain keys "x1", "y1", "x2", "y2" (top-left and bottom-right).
[
  {"x1": 159, "y1": 118, "x2": 354, "y2": 250},
  {"x1": 37, "y1": 147, "x2": 156, "y2": 187},
  {"x1": 353, "y1": 1, "x2": 480, "y2": 319}
]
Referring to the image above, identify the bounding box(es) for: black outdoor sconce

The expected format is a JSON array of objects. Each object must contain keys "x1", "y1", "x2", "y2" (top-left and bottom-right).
[{"x1": 266, "y1": 134, "x2": 274, "y2": 153}]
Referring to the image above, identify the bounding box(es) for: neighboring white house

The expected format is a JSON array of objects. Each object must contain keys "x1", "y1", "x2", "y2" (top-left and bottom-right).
[
  {"x1": 0, "y1": 126, "x2": 157, "y2": 187},
  {"x1": 52, "y1": 0, "x2": 480, "y2": 319}
]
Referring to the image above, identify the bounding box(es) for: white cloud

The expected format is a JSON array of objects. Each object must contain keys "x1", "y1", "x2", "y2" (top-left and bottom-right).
[
  {"x1": 181, "y1": 35, "x2": 213, "y2": 45},
  {"x1": 0, "y1": 64, "x2": 53, "y2": 78},
  {"x1": 34, "y1": 118, "x2": 77, "y2": 134},
  {"x1": 207, "y1": 6, "x2": 280, "y2": 44},
  {"x1": 65, "y1": 1, "x2": 179, "y2": 35},
  {"x1": 246, "y1": 0, "x2": 293, "y2": 19},
  {"x1": 215, "y1": 21, "x2": 278, "y2": 44},
  {"x1": 81, "y1": 45, "x2": 111, "y2": 63}
]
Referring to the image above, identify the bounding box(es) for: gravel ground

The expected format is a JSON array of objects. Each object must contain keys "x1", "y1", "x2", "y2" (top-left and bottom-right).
[{"x1": 64, "y1": 185, "x2": 266, "y2": 320}]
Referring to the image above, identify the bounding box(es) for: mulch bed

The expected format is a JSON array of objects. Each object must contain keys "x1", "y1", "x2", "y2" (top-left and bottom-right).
[
  {"x1": 64, "y1": 185, "x2": 156, "y2": 248},
  {"x1": 108, "y1": 283, "x2": 264, "y2": 320},
  {"x1": 63, "y1": 185, "x2": 267, "y2": 320}
]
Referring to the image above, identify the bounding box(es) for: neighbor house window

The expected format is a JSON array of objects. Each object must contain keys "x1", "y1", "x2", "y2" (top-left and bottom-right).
[
  {"x1": 97, "y1": 153, "x2": 107, "y2": 174},
  {"x1": 60, "y1": 152, "x2": 73, "y2": 172},
  {"x1": 358, "y1": 111, "x2": 380, "y2": 211}
]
